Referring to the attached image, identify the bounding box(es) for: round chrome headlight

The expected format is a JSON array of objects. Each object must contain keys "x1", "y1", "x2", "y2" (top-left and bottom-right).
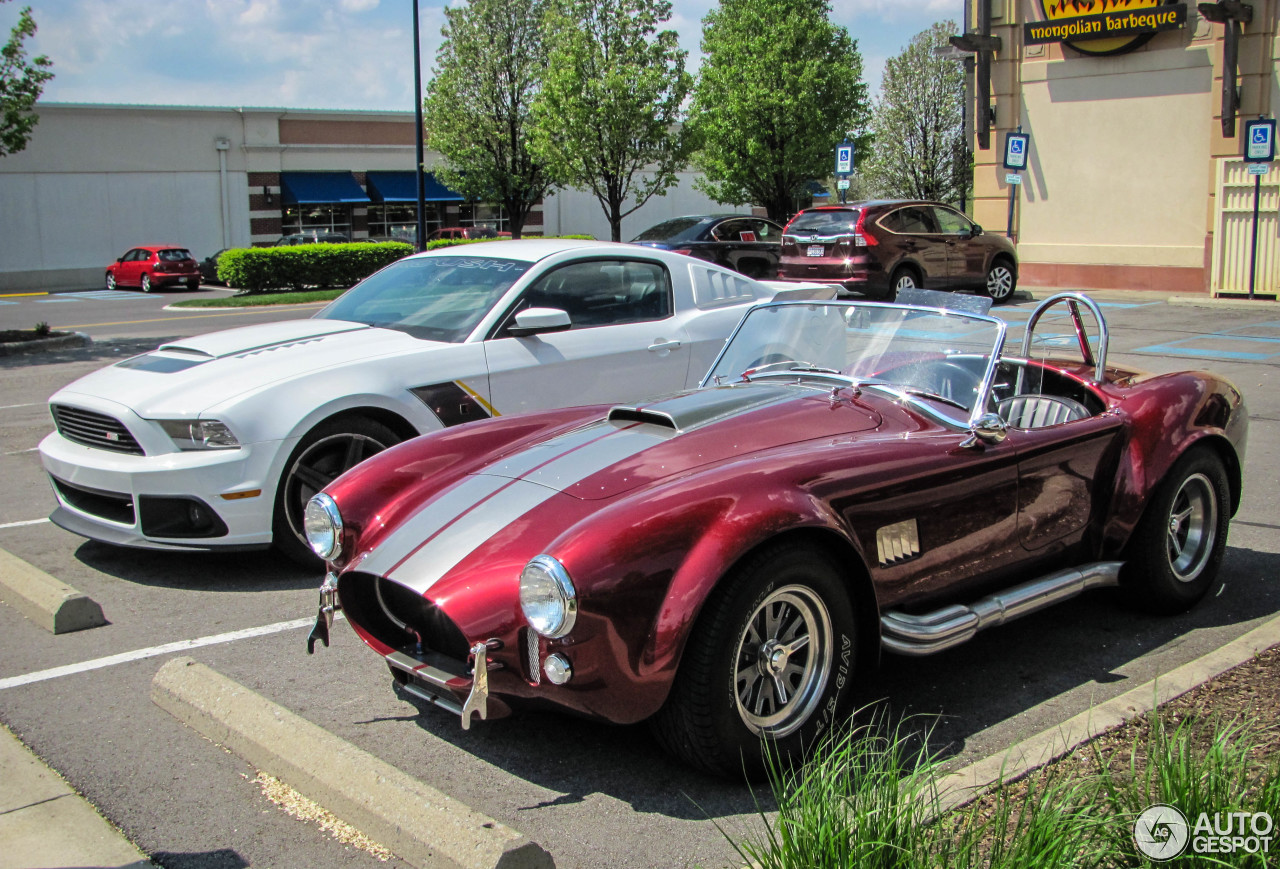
[
  {"x1": 304, "y1": 493, "x2": 343, "y2": 560},
  {"x1": 520, "y1": 555, "x2": 577, "y2": 638}
]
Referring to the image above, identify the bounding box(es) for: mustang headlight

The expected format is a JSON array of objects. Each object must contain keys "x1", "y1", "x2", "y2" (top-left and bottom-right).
[
  {"x1": 158, "y1": 419, "x2": 241, "y2": 450},
  {"x1": 520, "y1": 555, "x2": 577, "y2": 638},
  {"x1": 304, "y1": 493, "x2": 343, "y2": 561}
]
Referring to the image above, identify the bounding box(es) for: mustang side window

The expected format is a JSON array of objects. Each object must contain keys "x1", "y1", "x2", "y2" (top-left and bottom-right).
[{"x1": 520, "y1": 260, "x2": 671, "y2": 329}]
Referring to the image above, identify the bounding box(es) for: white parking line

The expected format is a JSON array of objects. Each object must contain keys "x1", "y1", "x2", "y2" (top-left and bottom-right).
[
  {"x1": 0, "y1": 403, "x2": 40, "y2": 410},
  {"x1": 0, "y1": 518, "x2": 49, "y2": 530},
  {"x1": 0, "y1": 616, "x2": 319, "y2": 691}
]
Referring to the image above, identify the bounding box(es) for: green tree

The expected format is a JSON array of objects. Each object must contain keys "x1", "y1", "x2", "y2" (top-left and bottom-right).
[
  {"x1": 423, "y1": 0, "x2": 556, "y2": 239},
  {"x1": 687, "y1": 0, "x2": 869, "y2": 224},
  {"x1": 0, "y1": 1, "x2": 53, "y2": 157},
  {"x1": 862, "y1": 21, "x2": 968, "y2": 205},
  {"x1": 533, "y1": 0, "x2": 692, "y2": 242}
]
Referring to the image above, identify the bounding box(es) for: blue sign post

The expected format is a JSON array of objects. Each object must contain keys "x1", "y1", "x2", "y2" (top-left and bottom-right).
[
  {"x1": 835, "y1": 142, "x2": 853, "y2": 204},
  {"x1": 1243, "y1": 119, "x2": 1276, "y2": 299},
  {"x1": 1002, "y1": 129, "x2": 1029, "y2": 239}
]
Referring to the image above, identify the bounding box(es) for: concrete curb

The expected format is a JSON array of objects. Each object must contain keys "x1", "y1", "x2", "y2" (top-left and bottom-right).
[
  {"x1": 0, "y1": 331, "x2": 91, "y2": 356},
  {"x1": 151, "y1": 657, "x2": 555, "y2": 869},
  {"x1": 933, "y1": 611, "x2": 1280, "y2": 814},
  {"x1": 0, "y1": 723, "x2": 153, "y2": 869},
  {"x1": 0, "y1": 546, "x2": 107, "y2": 634}
]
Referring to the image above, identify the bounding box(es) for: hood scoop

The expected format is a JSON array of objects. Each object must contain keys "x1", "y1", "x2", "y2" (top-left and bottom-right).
[
  {"x1": 154, "y1": 320, "x2": 370, "y2": 360},
  {"x1": 608, "y1": 383, "x2": 797, "y2": 434}
]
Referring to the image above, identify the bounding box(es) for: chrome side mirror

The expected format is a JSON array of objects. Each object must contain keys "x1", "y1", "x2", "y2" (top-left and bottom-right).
[{"x1": 961, "y1": 412, "x2": 1007, "y2": 448}]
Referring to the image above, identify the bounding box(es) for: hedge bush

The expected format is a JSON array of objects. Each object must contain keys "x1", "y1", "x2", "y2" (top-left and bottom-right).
[
  {"x1": 217, "y1": 236, "x2": 599, "y2": 293},
  {"x1": 217, "y1": 242, "x2": 413, "y2": 293}
]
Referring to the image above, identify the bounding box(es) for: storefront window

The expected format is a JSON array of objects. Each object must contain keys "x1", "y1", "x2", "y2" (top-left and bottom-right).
[
  {"x1": 367, "y1": 203, "x2": 451, "y2": 240},
  {"x1": 282, "y1": 204, "x2": 352, "y2": 239},
  {"x1": 461, "y1": 203, "x2": 509, "y2": 232}
]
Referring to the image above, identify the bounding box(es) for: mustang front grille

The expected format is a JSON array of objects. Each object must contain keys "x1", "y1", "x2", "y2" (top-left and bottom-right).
[{"x1": 51, "y1": 405, "x2": 145, "y2": 455}]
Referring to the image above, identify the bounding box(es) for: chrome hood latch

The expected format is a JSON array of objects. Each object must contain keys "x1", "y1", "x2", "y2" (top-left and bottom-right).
[{"x1": 306, "y1": 572, "x2": 341, "y2": 654}]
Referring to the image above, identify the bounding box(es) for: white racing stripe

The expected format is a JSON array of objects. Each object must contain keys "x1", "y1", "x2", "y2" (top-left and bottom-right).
[
  {"x1": 385, "y1": 424, "x2": 669, "y2": 593},
  {"x1": 0, "y1": 616, "x2": 319, "y2": 691},
  {"x1": 0, "y1": 518, "x2": 49, "y2": 530}
]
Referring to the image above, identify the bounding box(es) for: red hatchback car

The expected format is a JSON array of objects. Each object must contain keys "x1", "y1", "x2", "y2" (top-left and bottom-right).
[
  {"x1": 105, "y1": 245, "x2": 200, "y2": 292},
  {"x1": 777, "y1": 200, "x2": 1019, "y2": 303}
]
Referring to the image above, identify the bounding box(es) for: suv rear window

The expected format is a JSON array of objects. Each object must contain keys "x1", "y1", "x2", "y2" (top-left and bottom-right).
[
  {"x1": 158, "y1": 249, "x2": 194, "y2": 261},
  {"x1": 786, "y1": 210, "x2": 860, "y2": 236}
]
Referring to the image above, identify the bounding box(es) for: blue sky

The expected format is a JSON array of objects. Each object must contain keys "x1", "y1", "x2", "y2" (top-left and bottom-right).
[{"x1": 4, "y1": 0, "x2": 962, "y2": 111}]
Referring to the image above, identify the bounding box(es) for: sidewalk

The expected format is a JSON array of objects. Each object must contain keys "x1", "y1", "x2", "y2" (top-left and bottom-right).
[{"x1": 0, "y1": 724, "x2": 152, "y2": 869}]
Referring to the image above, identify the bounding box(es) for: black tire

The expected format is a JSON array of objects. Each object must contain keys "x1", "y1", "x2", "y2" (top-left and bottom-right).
[
  {"x1": 140, "y1": 273, "x2": 152, "y2": 293},
  {"x1": 105, "y1": 272, "x2": 117, "y2": 291},
  {"x1": 272, "y1": 417, "x2": 400, "y2": 565},
  {"x1": 984, "y1": 257, "x2": 1017, "y2": 303},
  {"x1": 888, "y1": 266, "x2": 920, "y2": 301},
  {"x1": 651, "y1": 541, "x2": 857, "y2": 779},
  {"x1": 1121, "y1": 447, "x2": 1230, "y2": 614}
]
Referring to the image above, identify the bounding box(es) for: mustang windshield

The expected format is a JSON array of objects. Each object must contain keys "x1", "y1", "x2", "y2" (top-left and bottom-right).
[
  {"x1": 315, "y1": 256, "x2": 532, "y2": 342},
  {"x1": 707, "y1": 301, "x2": 1005, "y2": 422}
]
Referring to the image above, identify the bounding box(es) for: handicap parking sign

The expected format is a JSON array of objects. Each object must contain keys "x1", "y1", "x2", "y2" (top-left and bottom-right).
[
  {"x1": 1003, "y1": 132, "x2": 1029, "y2": 170},
  {"x1": 835, "y1": 144, "x2": 853, "y2": 175},
  {"x1": 1245, "y1": 119, "x2": 1276, "y2": 162}
]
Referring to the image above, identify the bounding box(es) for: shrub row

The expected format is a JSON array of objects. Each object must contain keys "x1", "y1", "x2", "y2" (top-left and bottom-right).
[
  {"x1": 217, "y1": 242, "x2": 414, "y2": 293},
  {"x1": 217, "y1": 235, "x2": 600, "y2": 294}
]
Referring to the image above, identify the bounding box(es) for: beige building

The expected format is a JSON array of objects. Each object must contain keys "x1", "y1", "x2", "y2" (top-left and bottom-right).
[{"x1": 967, "y1": 0, "x2": 1280, "y2": 295}]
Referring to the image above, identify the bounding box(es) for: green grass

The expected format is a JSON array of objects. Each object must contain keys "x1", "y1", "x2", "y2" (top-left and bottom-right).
[
  {"x1": 717, "y1": 706, "x2": 1280, "y2": 869},
  {"x1": 170, "y1": 288, "x2": 346, "y2": 308}
]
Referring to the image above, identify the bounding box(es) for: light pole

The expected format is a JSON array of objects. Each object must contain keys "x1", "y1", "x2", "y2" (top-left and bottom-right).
[{"x1": 413, "y1": 0, "x2": 427, "y2": 252}]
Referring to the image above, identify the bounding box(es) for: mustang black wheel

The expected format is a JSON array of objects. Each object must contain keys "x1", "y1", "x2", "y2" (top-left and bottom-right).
[
  {"x1": 651, "y1": 541, "x2": 856, "y2": 779},
  {"x1": 273, "y1": 417, "x2": 400, "y2": 565},
  {"x1": 1121, "y1": 447, "x2": 1230, "y2": 613},
  {"x1": 984, "y1": 258, "x2": 1017, "y2": 303}
]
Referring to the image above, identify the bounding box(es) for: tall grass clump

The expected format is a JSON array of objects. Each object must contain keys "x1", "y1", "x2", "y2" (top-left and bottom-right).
[
  {"x1": 1095, "y1": 712, "x2": 1280, "y2": 868},
  {"x1": 720, "y1": 712, "x2": 943, "y2": 869}
]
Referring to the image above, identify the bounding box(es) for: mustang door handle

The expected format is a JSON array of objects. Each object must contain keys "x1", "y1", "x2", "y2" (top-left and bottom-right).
[{"x1": 647, "y1": 339, "x2": 682, "y2": 352}]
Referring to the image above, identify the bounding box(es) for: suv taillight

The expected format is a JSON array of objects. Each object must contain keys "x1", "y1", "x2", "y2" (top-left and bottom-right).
[{"x1": 853, "y1": 212, "x2": 877, "y2": 247}]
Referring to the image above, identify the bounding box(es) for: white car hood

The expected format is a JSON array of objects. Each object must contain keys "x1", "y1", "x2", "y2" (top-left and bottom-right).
[{"x1": 52, "y1": 318, "x2": 439, "y2": 418}]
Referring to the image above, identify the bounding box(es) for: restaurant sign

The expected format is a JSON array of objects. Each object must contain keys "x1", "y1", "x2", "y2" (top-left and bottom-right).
[{"x1": 1025, "y1": 0, "x2": 1187, "y2": 56}]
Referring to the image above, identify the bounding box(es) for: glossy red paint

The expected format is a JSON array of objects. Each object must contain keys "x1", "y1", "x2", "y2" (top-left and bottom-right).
[{"x1": 322, "y1": 350, "x2": 1247, "y2": 729}]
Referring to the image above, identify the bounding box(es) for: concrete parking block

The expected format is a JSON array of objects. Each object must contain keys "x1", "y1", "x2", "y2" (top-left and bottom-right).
[
  {"x1": 0, "y1": 546, "x2": 106, "y2": 634},
  {"x1": 151, "y1": 656, "x2": 555, "y2": 869}
]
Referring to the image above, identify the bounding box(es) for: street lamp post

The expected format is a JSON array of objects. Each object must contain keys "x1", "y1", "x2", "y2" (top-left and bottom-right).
[{"x1": 413, "y1": 0, "x2": 427, "y2": 253}]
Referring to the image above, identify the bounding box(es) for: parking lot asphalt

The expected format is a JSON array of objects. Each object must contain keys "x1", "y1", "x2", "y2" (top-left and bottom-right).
[{"x1": 1, "y1": 286, "x2": 1278, "y2": 868}]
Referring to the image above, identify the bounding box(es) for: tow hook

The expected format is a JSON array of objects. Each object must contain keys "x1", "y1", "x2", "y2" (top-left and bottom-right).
[
  {"x1": 461, "y1": 639, "x2": 502, "y2": 729},
  {"x1": 306, "y1": 572, "x2": 341, "y2": 654}
]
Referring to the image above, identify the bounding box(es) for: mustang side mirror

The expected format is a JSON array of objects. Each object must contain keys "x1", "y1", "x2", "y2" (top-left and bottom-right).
[
  {"x1": 960, "y1": 412, "x2": 1007, "y2": 449},
  {"x1": 509, "y1": 307, "x2": 572, "y2": 337}
]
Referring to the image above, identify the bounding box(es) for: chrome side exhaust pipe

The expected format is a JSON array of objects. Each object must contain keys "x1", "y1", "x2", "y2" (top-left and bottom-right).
[{"x1": 880, "y1": 562, "x2": 1123, "y2": 657}]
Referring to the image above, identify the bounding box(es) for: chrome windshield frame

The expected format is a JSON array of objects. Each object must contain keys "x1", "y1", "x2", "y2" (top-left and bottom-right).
[{"x1": 701, "y1": 299, "x2": 1009, "y2": 431}]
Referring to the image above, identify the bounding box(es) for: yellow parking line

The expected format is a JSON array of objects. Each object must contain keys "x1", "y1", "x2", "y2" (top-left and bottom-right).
[
  {"x1": 0, "y1": 291, "x2": 48, "y2": 298},
  {"x1": 54, "y1": 305, "x2": 329, "y2": 330}
]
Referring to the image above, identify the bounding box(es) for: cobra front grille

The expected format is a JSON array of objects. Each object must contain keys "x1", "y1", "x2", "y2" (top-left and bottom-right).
[{"x1": 51, "y1": 405, "x2": 144, "y2": 455}]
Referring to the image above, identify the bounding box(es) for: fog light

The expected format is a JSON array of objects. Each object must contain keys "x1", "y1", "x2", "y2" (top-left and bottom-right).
[{"x1": 543, "y1": 653, "x2": 572, "y2": 685}]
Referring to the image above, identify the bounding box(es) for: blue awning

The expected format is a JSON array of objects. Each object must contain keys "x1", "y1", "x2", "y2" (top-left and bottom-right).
[
  {"x1": 365, "y1": 170, "x2": 465, "y2": 203},
  {"x1": 279, "y1": 172, "x2": 369, "y2": 204},
  {"x1": 806, "y1": 180, "x2": 831, "y2": 199}
]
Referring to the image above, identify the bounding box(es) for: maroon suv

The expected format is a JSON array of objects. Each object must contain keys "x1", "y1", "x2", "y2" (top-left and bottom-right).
[{"x1": 777, "y1": 200, "x2": 1018, "y2": 302}]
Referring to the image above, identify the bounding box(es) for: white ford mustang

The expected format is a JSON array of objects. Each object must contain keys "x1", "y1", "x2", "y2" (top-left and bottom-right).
[{"x1": 40, "y1": 239, "x2": 827, "y2": 561}]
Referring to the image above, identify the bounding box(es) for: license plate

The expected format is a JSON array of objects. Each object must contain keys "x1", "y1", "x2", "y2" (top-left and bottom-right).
[
  {"x1": 177, "y1": 278, "x2": 188, "y2": 284},
  {"x1": 806, "y1": 245, "x2": 825, "y2": 257}
]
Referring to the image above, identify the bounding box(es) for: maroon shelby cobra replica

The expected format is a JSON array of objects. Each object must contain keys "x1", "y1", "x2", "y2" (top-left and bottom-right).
[{"x1": 307, "y1": 293, "x2": 1246, "y2": 776}]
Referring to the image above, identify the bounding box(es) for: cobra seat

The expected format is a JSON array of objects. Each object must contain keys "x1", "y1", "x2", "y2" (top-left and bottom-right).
[{"x1": 997, "y1": 394, "x2": 1091, "y2": 429}]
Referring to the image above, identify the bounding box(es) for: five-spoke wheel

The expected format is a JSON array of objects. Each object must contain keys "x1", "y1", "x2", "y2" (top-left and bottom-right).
[
  {"x1": 273, "y1": 417, "x2": 400, "y2": 564},
  {"x1": 1122, "y1": 447, "x2": 1230, "y2": 613},
  {"x1": 651, "y1": 541, "x2": 856, "y2": 779}
]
